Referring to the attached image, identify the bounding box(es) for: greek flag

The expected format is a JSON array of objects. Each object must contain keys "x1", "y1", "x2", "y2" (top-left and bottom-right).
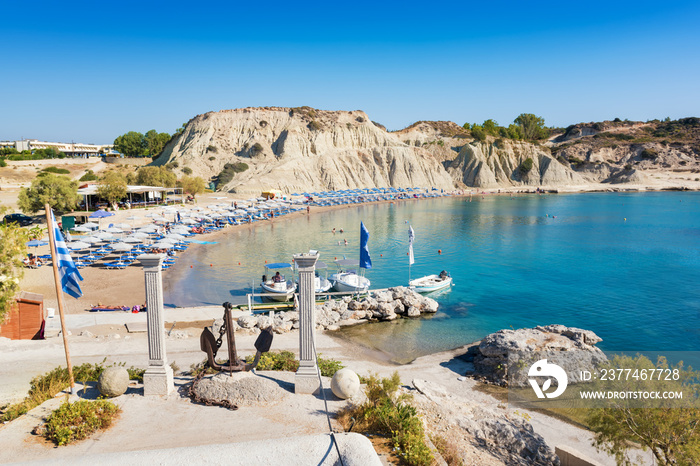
[
  {"x1": 50, "y1": 210, "x2": 83, "y2": 299},
  {"x1": 408, "y1": 225, "x2": 415, "y2": 266}
]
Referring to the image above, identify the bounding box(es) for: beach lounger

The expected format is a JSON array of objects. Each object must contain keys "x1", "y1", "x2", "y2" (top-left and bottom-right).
[
  {"x1": 104, "y1": 262, "x2": 128, "y2": 269},
  {"x1": 90, "y1": 306, "x2": 130, "y2": 312}
]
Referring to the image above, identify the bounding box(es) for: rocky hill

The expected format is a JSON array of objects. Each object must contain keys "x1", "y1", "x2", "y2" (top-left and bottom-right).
[
  {"x1": 155, "y1": 107, "x2": 454, "y2": 196},
  {"x1": 155, "y1": 108, "x2": 700, "y2": 194}
]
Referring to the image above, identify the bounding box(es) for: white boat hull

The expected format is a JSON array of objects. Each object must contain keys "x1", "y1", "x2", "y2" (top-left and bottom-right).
[
  {"x1": 409, "y1": 275, "x2": 452, "y2": 293},
  {"x1": 330, "y1": 272, "x2": 370, "y2": 293},
  {"x1": 315, "y1": 277, "x2": 333, "y2": 294},
  {"x1": 260, "y1": 281, "x2": 297, "y2": 301}
]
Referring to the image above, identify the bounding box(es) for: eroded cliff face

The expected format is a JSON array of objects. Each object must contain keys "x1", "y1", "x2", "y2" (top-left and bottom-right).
[
  {"x1": 156, "y1": 107, "x2": 455, "y2": 195},
  {"x1": 446, "y1": 140, "x2": 586, "y2": 188},
  {"x1": 156, "y1": 109, "x2": 700, "y2": 193}
]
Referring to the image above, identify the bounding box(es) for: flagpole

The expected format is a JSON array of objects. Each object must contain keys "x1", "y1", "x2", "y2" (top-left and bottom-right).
[{"x1": 45, "y1": 204, "x2": 77, "y2": 395}]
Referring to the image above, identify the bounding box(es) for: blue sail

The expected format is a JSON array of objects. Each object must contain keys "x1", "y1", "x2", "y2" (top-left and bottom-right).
[{"x1": 359, "y1": 221, "x2": 372, "y2": 269}]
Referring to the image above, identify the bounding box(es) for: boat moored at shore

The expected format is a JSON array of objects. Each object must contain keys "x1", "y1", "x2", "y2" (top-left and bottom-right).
[
  {"x1": 329, "y1": 259, "x2": 370, "y2": 293},
  {"x1": 260, "y1": 262, "x2": 297, "y2": 301},
  {"x1": 409, "y1": 271, "x2": 452, "y2": 293}
]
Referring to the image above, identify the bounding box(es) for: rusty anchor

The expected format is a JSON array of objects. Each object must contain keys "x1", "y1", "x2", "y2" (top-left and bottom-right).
[{"x1": 200, "y1": 301, "x2": 273, "y2": 375}]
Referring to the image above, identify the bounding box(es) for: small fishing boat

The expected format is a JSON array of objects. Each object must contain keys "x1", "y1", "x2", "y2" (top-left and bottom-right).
[
  {"x1": 260, "y1": 262, "x2": 297, "y2": 301},
  {"x1": 314, "y1": 261, "x2": 333, "y2": 294},
  {"x1": 330, "y1": 259, "x2": 370, "y2": 293},
  {"x1": 409, "y1": 271, "x2": 452, "y2": 293}
]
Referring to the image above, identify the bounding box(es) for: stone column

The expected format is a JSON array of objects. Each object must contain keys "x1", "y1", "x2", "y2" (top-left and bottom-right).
[
  {"x1": 138, "y1": 254, "x2": 174, "y2": 396},
  {"x1": 293, "y1": 252, "x2": 319, "y2": 394}
]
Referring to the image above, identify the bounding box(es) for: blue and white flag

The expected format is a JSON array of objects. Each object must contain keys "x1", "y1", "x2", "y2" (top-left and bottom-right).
[
  {"x1": 408, "y1": 225, "x2": 415, "y2": 266},
  {"x1": 359, "y1": 221, "x2": 372, "y2": 270},
  {"x1": 50, "y1": 210, "x2": 83, "y2": 298}
]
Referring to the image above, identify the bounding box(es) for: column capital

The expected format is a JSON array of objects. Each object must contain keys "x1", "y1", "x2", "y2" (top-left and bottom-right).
[
  {"x1": 137, "y1": 254, "x2": 166, "y2": 269},
  {"x1": 293, "y1": 253, "x2": 319, "y2": 271}
]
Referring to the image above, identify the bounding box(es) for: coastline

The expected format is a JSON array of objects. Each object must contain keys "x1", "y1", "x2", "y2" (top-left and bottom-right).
[{"x1": 16, "y1": 184, "x2": 700, "y2": 315}]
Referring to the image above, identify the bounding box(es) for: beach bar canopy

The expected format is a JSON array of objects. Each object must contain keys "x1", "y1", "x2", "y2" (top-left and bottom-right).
[{"x1": 76, "y1": 185, "x2": 184, "y2": 210}]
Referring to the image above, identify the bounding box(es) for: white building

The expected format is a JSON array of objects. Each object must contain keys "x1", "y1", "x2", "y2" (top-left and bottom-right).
[{"x1": 0, "y1": 139, "x2": 115, "y2": 156}]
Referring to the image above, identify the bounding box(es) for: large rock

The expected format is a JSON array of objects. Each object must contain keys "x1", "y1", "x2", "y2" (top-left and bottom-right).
[
  {"x1": 331, "y1": 368, "x2": 361, "y2": 399},
  {"x1": 98, "y1": 367, "x2": 130, "y2": 397},
  {"x1": 237, "y1": 315, "x2": 258, "y2": 329},
  {"x1": 471, "y1": 325, "x2": 607, "y2": 386},
  {"x1": 192, "y1": 372, "x2": 289, "y2": 407},
  {"x1": 412, "y1": 379, "x2": 559, "y2": 465}
]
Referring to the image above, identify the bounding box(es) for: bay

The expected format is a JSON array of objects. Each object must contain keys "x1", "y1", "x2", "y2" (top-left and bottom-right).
[{"x1": 164, "y1": 192, "x2": 700, "y2": 363}]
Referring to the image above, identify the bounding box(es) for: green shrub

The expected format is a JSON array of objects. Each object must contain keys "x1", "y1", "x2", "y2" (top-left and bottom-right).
[
  {"x1": 182, "y1": 167, "x2": 193, "y2": 175},
  {"x1": 0, "y1": 158, "x2": 6, "y2": 167},
  {"x1": 251, "y1": 143, "x2": 264, "y2": 155},
  {"x1": 640, "y1": 148, "x2": 659, "y2": 160},
  {"x1": 0, "y1": 360, "x2": 143, "y2": 422},
  {"x1": 569, "y1": 156, "x2": 585, "y2": 168},
  {"x1": 253, "y1": 350, "x2": 299, "y2": 372},
  {"x1": 308, "y1": 120, "x2": 322, "y2": 131},
  {"x1": 206, "y1": 145, "x2": 218, "y2": 153},
  {"x1": 243, "y1": 351, "x2": 344, "y2": 377},
  {"x1": 215, "y1": 162, "x2": 249, "y2": 186},
  {"x1": 208, "y1": 156, "x2": 216, "y2": 161},
  {"x1": 8, "y1": 152, "x2": 44, "y2": 161},
  {"x1": 519, "y1": 157, "x2": 534, "y2": 175},
  {"x1": 43, "y1": 400, "x2": 120, "y2": 446},
  {"x1": 471, "y1": 126, "x2": 486, "y2": 142},
  {"x1": 337, "y1": 372, "x2": 432, "y2": 466},
  {"x1": 79, "y1": 169, "x2": 98, "y2": 181},
  {"x1": 41, "y1": 166, "x2": 70, "y2": 175}
]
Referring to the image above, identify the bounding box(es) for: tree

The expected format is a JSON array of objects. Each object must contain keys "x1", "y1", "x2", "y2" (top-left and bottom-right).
[
  {"x1": 144, "y1": 130, "x2": 171, "y2": 157},
  {"x1": 587, "y1": 354, "x2": 700, "y2": 465},
  {"x1": 113, "y1": 131, "x2": 146, "y2": 157},
  {"x1": 97, "y1": 172, "x2": 127, "y2": 207},
  {"x1": 33, "y1": 147, "x2": 65, "y2": 159},
  {"x1": 132, "y1": 166, "x2": 177, "y2": 187},
  {"x1": 18, "y1": 174, "x2": 79, "y2": 214},
  {"x1": 514, "y1": 113, "x2": 548, "y2": 141},
  {"x1": 0, "y1": 203, "x2": 28, "y2": 324},
  {"x1": 470, "y1": 125, "x2": 487, "y2": 142},
  {"x1": 178, "y1": 176, "x2": 206, "y2": 198},
  {"x1": 482, "y1": 119, "x2": 499, "y2": 136}
]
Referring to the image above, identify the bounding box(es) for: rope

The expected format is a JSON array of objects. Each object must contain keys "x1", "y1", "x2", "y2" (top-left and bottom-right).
[{"x1": 311, "y1": 336, "x2": 345, "y2": 466}]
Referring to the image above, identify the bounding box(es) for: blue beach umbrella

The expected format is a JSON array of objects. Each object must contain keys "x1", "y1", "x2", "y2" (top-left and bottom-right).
[
  {"x1": 26, "y1": 240, "x2": 48, "y2": 248},
  {"x1": 89, "y1": 209, "x2": 114, "y2": 219}
]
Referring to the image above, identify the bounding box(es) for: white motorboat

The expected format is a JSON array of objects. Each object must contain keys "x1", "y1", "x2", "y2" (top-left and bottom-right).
[
  {"x1": 409, "y1": 271, "x2": 452, "y2": 293},
  {"x1": 260, "y1": 262, "x2": 297, "y2": 301},
  {"x1": 314, "y1": 261, "x2": 333, "y2": 294},
  {"x1": 330, "y1": 259, "x2": 370, "y2": 293}
]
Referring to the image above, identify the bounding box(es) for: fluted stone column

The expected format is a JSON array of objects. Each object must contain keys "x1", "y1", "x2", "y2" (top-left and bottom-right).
[
  {"x1": 293, "y1": 253, "x2": 319, "y2": 394},
  {"x1": 138, "y1": 254, "x2": 174, "y2": 396}
]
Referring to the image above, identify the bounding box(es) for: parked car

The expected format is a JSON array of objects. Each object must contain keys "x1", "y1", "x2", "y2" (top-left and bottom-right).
[{"x1": 3, "y1": 213, "x2": 33, "y2": 226}]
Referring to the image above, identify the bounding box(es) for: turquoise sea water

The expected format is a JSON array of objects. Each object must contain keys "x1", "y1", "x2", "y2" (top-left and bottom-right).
[{"x1": 163, "y1": 192, "x2": 700, "y2": 363}]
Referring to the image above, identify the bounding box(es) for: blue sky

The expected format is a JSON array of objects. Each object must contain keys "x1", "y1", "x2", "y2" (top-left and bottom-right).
[{"x1": 2, "y1": 1, "x2": 699, "y2": 143}]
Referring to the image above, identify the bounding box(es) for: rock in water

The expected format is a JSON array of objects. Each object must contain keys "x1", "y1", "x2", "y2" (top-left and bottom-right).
[
  {"x1": 98, "y1": 367, "x2": 130, "y2": 397},
  {"x1": 331, "y1": 368, "x2": 360, "y2": 400},
  {"x1": 471, "y1": 325, "x2": 607, "y2": 386}
]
